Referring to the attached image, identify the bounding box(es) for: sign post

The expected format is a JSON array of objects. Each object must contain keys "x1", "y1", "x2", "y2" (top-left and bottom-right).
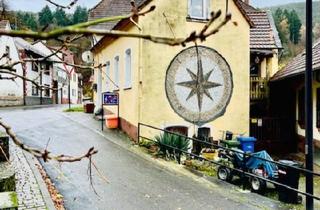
[{"x1": 101, "y1": 92, "x2": 119, "y2": 131}]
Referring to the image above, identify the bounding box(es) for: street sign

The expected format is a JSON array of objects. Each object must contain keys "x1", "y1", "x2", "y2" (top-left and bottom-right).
[{"x1": 103, "y1": 92, "x2": 119, "y2": 105}]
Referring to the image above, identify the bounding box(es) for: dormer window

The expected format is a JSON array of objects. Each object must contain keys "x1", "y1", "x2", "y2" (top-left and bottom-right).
[{"x1": 188, "y1": 0, "x2": 210, "y2": 20}]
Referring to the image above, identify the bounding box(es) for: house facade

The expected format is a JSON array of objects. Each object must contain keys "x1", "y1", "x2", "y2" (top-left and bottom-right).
[
  {"x1": 90, "y1": 0, "x2": 256, "y2": 141},
  {"x1": 14, "y1": 38, "x2": 54, "y2": 105},
  {"x1": 271, "y1": 40, "x2": 320, "y2": 151},
  {"x1": 33, "y1": 43, "x2": 81, "y2": 105},
  {"x1": 0, "y1": 20, "x2": 24, "y2": 106}
]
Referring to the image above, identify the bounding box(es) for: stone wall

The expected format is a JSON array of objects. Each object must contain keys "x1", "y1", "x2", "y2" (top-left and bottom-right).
[
  {"x1": 25, "y1": 96, "x2": 52, "y2": 106},
  {"x1": 0, "y1": 96, "x2": 23, "y2": 107}
]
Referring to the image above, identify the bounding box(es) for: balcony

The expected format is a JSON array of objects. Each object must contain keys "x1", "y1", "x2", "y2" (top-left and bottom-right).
[{"x1": 250, "y1": 76, "x2": 267, "y2": 100}]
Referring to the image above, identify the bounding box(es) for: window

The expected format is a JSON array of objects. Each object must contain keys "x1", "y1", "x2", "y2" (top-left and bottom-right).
[
  {"x1": 124, "y1": 49, "x2": 132, "y2": 89},
  {"x1": 32, "y1": 62, "x2": 38, "y2": 72},
  {"x1": 188, "y1": 0, "x2": 210, "y2": 20},
  {"x1": 72, "y1": 89, "x2": 76, "y2": 96},
  {"x1": 43, "y1": 62, "x2": 51, "y2": 75},
  {"x1": 5, "y1": 46, "x2": 10, "y2": 57},
  {"x1": 106, "y1": 61, "x2": 110, "y2": 90},
  {"x1": 114, "y1": 56, "x2": 120, "y2": 90},
  {"x1": 73, "y1": 73, "x2": 76, "y2": 82},
  {"x1": 44, "y1": 85, "x2": 50, "y2": 97},
  {"x1": 317, "y1": 88, "x2": 320, "y2": 128},
  {"x1": 32, "y1": 84, "x2": 39, "y2": 96},
  {"x1": 298, "y1": 88, "x2": 305, "y2": 128}
]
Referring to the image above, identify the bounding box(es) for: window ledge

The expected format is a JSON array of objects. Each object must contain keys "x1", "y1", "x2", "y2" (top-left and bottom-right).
[
  {"x1": 123, "y1": 87, "x2": 132, "y2": 91},
  {"x1": 186, "y1": 17, "x2": 209, "y2": 23}
]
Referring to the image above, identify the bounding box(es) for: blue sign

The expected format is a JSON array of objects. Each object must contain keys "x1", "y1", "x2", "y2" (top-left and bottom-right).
[{"x1": 103, "y1": 92, "x2": 119, "y2": 105}]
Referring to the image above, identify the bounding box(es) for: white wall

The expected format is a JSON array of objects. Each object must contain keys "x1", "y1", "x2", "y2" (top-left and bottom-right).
[{"x1": 0, "y1": 26, "x2": 24, "y2": 101}]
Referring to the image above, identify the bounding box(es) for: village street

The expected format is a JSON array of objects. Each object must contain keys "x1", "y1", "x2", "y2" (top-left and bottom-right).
[{"x1": 0, "y1": 106, "x2": 284, "y2": 210}]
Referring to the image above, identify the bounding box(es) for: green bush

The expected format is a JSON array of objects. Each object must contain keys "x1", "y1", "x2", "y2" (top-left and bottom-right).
[
  {"x1": 154, "y1": 132, "x2": 190, "y2": 159},
  {"x1": 63, "y1": 106, "x2": 84, "y2": 112}
]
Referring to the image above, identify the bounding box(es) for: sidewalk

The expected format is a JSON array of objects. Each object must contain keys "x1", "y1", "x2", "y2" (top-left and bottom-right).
[
  {"x1": 10, "y1": 141, "x2": 55, "y2": 210},
  {"x1": 63, "y1": 112, "x2": 294, "y2": 210}
]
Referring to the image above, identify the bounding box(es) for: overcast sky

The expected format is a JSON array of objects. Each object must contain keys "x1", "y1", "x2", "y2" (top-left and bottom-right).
[{"x1": 8, "y1": 0, "x2": 306, "y2": 12}]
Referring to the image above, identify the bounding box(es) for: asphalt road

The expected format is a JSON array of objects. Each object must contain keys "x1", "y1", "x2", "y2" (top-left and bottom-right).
[{"x1": 0, "y1": 106, "x2": 281, "y2": 210}]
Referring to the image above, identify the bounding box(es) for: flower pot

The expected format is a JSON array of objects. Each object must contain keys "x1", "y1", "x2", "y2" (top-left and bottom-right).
[{"x1": 106, "y1": 115, "x2": 118, "y2": 129}]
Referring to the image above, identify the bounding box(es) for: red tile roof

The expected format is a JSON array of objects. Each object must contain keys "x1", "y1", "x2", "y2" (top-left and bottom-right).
[
  {"x1": 271, "y1": 40, "x2": 320, "y2": 81},
  {"x1": 88, "y1": 0, "x2": 151, "y2": 30},
  {"x1": 237, "y1": 1, "x2": 282, "y2": 50}
]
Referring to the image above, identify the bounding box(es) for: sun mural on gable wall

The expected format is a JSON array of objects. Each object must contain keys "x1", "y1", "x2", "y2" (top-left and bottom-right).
[{"x1": 165, "y1": 46, "x2": 233, "y2": 126}]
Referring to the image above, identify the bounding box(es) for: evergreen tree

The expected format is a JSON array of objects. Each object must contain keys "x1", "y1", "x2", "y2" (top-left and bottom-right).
[
  {"x1": 288, "y1": 10, "x2": 302, "y2": 44},
  {"x1": 54, "y1": 8, "x2": 70, "y2": 26},
  {"x1": 38, "y1": 5, "x2": 53, "y2": 26},
  {"x1": 72, "y1": 6, "x2": 88, "y2": 24},
  {"x1": 273, "y1": 9, "x2": 288, "y2": 44},
  {"x1": 26, "y1": 14, "x2": 38, "y2": 30}
]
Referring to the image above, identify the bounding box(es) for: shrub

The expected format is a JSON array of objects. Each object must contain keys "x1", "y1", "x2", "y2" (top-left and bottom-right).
[{"x1": 154, "y1": 132, "x2": 190, "y2": 159}]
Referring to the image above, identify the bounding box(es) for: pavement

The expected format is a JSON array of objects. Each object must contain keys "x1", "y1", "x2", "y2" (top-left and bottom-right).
[
  {"x1": 0, "y1": 105, "x2": 294, "y2": 210},
  {"x1": 10, "y1": 140, "x2": 55, "y2": 210}
]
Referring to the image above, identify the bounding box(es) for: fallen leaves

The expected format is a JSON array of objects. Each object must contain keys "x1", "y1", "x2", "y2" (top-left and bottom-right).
[{"x1": 36, "y1": 163, "x2": 65, "y2": 210}]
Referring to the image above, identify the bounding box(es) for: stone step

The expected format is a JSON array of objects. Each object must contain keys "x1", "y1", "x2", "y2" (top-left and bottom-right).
[{"x1": 0, "y1": 192, "x2": 18, "y2": 210}]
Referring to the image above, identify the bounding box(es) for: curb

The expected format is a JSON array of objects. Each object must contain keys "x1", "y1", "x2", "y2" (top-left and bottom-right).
[{"x1": 23, "y1": 151, "x2": 56, "y2": 210}]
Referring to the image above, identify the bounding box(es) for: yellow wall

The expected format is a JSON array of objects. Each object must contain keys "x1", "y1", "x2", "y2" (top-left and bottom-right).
[
  {"x1": 93, "y1": 0, "x2": 251, "y2": 140},
  {"x1": 138, "y1": 0, "x2": 250, "y2": 139},
  {"x1": 296, "y1": 81, "x2": 320, "y2": 143},
  {"x1": 93, "y1": 25, "x2": 141, "y2": 126}
]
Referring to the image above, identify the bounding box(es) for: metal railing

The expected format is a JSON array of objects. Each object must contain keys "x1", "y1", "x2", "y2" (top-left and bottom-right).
[
  {"x1": 138, "y1": 123, "x2": 320, "y2": 206},
  {"x1": 250, "y1": 77, "x2": 267, "y2": 100}
]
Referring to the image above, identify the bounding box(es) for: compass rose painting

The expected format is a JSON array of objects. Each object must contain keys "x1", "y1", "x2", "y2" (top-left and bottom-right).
[{"x1": 165, "y1": 46, "x2": 233, "y2": 126}]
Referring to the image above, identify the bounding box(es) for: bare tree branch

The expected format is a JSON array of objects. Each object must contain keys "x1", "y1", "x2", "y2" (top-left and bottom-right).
[{"x1": 45, "y1": 0, "x2": 78, "y2": 9}]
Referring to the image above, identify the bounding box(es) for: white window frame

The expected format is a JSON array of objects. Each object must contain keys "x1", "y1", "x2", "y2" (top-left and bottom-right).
[
  {"x1": 105, "y1": 61, "x2": 111, "y2": 91},
  {"x1": 124, "y1": 49, "x2": 132, "y2": 89},
  {"x1": 188, "y1": 0, "x2": 210, "y2": 20},
  {"x1": 114, "y1": 56, "x2": 120, "y2": 90}
]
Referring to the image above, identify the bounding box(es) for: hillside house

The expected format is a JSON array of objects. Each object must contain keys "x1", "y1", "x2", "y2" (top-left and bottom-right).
[
  {"x1": 89, "y1": 0, "x2": 263, "y2": 142},
  {"x1": 0, "y1": 20, "x2": 24, "y2": 106}
]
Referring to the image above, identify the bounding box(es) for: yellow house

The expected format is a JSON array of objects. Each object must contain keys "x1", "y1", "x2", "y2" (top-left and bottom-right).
[{"x1": 89, "y1": 0, "x2": 255, "y2": 141}]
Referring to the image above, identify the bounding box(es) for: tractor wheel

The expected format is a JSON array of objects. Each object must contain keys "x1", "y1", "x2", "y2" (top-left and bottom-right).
[
  {"x1": 250, "y1": 177, "x2": 266, "y2": 194},
  {"x1": 217, "y1": 166, "x2": 233, "y2": 182}
]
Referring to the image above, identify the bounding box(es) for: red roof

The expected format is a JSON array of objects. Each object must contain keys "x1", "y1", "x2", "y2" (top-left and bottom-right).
[
  {"x1": 272, "y1": 40, "x2": 320, "y2": 81},
  {"x1": 237, "y1": 1, "x2": 282, "y2": 50}
]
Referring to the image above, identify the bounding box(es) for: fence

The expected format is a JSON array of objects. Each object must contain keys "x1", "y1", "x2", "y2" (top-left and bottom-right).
[
  {"x1": 250, "y1": 77, "x2": 267, "y2": 100},
  {"x1": 138, "y1": 122, "x2": 320, "y2": 207}
]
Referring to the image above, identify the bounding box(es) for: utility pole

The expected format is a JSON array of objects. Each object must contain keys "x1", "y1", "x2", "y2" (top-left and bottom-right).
[
  {"x1": 40, "y1": 64, "x2": 43, "y2": 105},
  {"x1": 305, "y1": 0, "x2": 314, "y2": 209}
]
